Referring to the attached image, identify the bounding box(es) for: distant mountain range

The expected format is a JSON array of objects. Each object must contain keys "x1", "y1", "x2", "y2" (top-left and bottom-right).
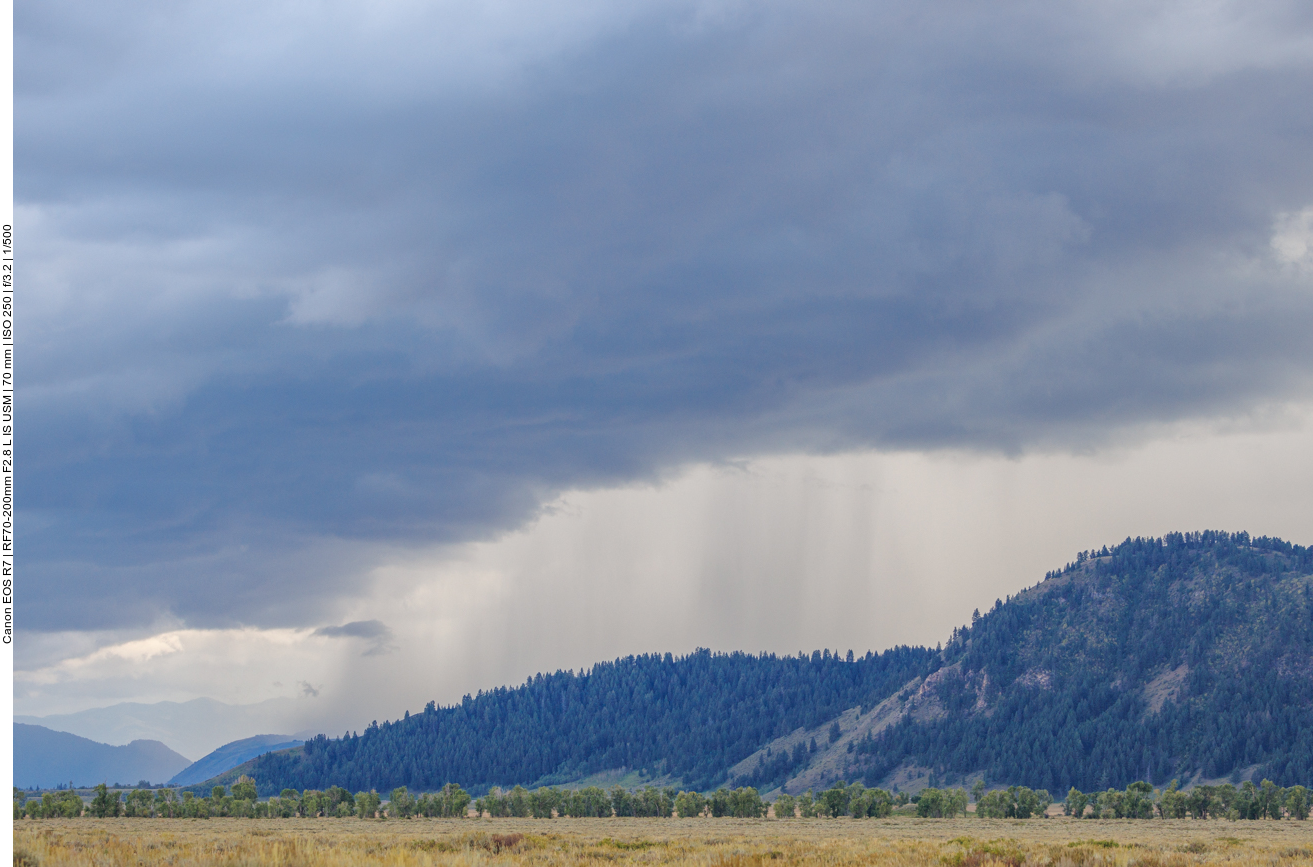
[
  {"x1": 15, "y1": 696, "x2": 328, "y2": 760},
  {"x1": 229, "y1": 532, "x2": 1312, "y2": 797},
  {"x1": 14, "y1": 724, "x2": 191, "y2": 788}
]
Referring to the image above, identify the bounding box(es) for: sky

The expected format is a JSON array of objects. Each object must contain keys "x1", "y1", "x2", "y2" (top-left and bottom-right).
[{"x1": 17, "y1": 0, "x2": 1313, "y2": 746}]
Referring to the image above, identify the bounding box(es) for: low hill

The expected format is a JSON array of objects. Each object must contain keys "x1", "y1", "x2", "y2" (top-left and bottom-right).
[
  {"x1": 239, "y1": 645, "x2": 936, "y2": 796},
  {"x1": 169, "y1": 734, "x2": 304, "y2": 786},
  {"x1": 231, "y1": 532, "x2": 1312, "y2": 798},
  {"x1": 14, "y1": 724, "x2": 191, "y2": 788}
]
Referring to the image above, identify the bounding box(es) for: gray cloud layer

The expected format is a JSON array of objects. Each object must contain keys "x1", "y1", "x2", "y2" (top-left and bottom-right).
[{"x1": 21, "y1": 0, "x2": 1313, "y2": 631}]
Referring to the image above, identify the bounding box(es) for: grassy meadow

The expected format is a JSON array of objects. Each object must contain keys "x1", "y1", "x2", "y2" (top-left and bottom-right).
[{"x1": 15, "y1": 817, "x2": 1313, "y2": 867}]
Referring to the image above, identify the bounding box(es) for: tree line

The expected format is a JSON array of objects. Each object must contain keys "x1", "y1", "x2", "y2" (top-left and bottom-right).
[
  {"x1": 466, "y1": 785, "x2": 767, "y2": 818},
  {"x1": 3, "y1": 778, "x2": 1051, "y2": 822},
  {"x1": 18, "y1": 778, "x2": 399, "y2": 820},
  {"x1": 15, "y1": 776, "x2": 1311, "y2": 820},
  {"x1": 1064, "y1": 780, "x2": 1311, "y2": 820}
]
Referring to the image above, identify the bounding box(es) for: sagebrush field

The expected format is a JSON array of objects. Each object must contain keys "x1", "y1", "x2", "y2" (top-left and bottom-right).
[{"x1": 14, "y1": 817, "x2": 1313, "y2": 867}]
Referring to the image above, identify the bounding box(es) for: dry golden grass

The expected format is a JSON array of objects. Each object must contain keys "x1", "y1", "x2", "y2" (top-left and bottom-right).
[{"x1": 15, "y1": 817, "x2": 1313, "y2": 867}]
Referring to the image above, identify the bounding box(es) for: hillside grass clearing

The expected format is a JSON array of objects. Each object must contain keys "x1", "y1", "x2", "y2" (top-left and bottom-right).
[{"x1": 15, "y1": 816, "x2": 1313, "y2": 866}]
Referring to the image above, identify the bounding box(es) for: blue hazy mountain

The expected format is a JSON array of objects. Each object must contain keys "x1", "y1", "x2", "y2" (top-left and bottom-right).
[
  {"x1": 168, "y1": 734, "x2": 304, "y2": 786},
  {"x1": 14, "y1": 724, "x2": 191, "y2": 788},
  {"x1": 14, "y1": 696, "x2": 325, "y2": 760}
]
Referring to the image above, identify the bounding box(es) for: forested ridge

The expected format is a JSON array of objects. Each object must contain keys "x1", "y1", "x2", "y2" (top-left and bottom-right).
[
  {"x1": 857, "y1": 531, "x2": 1313, "y2": 793},
  {"x1": 239, "y1": 531, "x2": 1313, "y2": 798},
  {"x1": 243, "y1": 646, "x2": 935, "y2": 796}
]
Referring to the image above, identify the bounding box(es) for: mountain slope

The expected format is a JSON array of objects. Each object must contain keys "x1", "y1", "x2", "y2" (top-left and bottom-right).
[
  {"x1": 848, "y1": 531, "x2": 1313, "y2": 793},
  {"x1": 168, "y1": 734, "x2": 304, "y2": 786},
  {"x1": 229, "y1": 532, "x2": 1313, "y2": 797},
  {"x1": 240, "y1": 646, "x2": 936, "y2": 795},
  {"x1": 14, "y1": 724, "x2": 191, "y2": 788}
]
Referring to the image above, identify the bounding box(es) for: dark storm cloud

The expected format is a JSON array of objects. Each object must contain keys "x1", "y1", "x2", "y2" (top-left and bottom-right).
[
  {"x1": 315, "y1": 620, "x2": 395, "y2": 656},
  {"x1": 20, "y1": 0, "x2": 1313, "y2": 630},
  {"x1": 314, "y1": 621, "x2": 391, "y2": 641}
]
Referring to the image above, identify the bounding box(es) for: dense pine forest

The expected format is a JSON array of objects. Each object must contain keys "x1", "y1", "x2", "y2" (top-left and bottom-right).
[
  {"x1": 856, "y1": 532, "x2": 1313, "y2": 792},
  {"x1": 237, "y1": 531, "x2": 1312, "y2": 798},
  {"x1": 242, "y1": 645, "x2": 935, "y2": 796}
]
